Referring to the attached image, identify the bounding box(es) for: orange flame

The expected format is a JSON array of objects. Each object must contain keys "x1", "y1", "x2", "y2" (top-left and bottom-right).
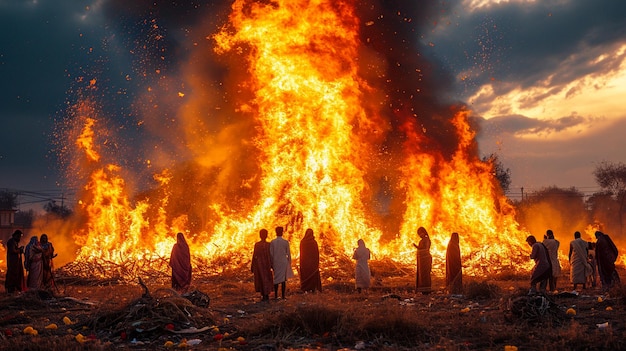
[{"x1": 67, "y1": 0, "x2": 532, "y2": 277}]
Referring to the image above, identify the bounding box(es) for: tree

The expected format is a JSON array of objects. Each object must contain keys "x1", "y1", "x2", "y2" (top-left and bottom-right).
[
  {"x1": 593, "y1": 161, "x2": 626, "y2": 236},
  {"x1": 0, "y1": 189, "x2": 19, "y2": 210},
  {"x1": 483, "y1": 154, "x2": 511, "y2": 193},
  {"x1": 44, "y1": 200, "x2": 73, "y2": 219}
]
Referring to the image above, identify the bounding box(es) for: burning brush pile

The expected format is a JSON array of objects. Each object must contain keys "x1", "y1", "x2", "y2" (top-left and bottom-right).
[{"x1": 50, "y1": 0, "x2": 536, "y2": 282}]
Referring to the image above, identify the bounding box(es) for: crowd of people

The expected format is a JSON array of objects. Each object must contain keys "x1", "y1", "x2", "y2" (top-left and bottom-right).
[
  {"x1": 4, "y1": 229, "x2": 57, "y2": 294},
  {"x1": 5, "y1": 226, "x2": 621, "y2": 298},
  {"x1": 526, "y1": 229, "x2": 621, "y2": 295}
]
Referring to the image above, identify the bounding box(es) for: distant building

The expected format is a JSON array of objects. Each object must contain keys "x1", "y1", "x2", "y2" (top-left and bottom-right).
[{"x1": 0, "y1": 208, "x2": 20, "y2": 245}]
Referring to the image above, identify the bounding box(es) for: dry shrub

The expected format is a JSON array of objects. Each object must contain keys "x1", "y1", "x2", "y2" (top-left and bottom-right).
[{"x1": 464, "y1": 280, "x2": 499, "y2": 300}]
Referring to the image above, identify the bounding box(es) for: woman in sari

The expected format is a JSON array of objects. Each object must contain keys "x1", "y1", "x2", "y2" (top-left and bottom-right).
[
  {"x1": 413, "y1": 227, "x2": 432, "y2": 294},
  {"x1": 26, "y1": 236, "x2": 43, "y2": 290},
  {"x1": 445, "y1": 232, "x2": 463, "y2": 294},
  {"x1": 169, "y1": 232, "x2": 192, "y2": 293},
  {"x1": 299, "y1": 228, "x2": 322, "y2": 293},
  {"x1": 352, "y1": 239, "x2": 371, "y2": 293}
]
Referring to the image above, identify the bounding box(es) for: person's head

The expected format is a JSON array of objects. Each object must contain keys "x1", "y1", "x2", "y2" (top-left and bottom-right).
[
  {"x1": 176, "y1": 232, "x2": 186, "y2": 243},
  {"x1": 574, "y1": 231, "x2": 581, "y2": 239},
  {"x1": 29, "y1": 236, "x2": 38, "y2": 245},
  {"x1": 304, "y1": 228, "x2": 314, "y2": 239},
  {"x1": 417, "y1": 227, "x2": 428, "y2": 238},
  {"x1": 546, "y1": 229, "x2": 554, "y2": 239},
  {"x1": 451, "y1": 232, "x2": 459, "y2": 242},
  {"x1": 357, "y1": 239, "x2": 365, "y2": 248},
  {"x1": 594, "y1": 231, "x2": 603, "y2": 239},
  {"x1": 259, "y1": 228, "x2": 268, "y2": 241},
  {"x1": 40, "y1": 234, "x2": 48, "y2": 244},
  {"x1": 526, "y1": 235, "x2": 537, "y2": 246},
  {"x1": 12, "y1": 230, "x2": 23, "y2": 242},
  {"x1": 275, "y1": 226, "x2": 284, "y2": 237}
]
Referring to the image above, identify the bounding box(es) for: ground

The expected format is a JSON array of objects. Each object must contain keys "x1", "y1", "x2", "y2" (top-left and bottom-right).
[{"x1": 0, "y1": 265, "x2": 625, "y2": 351}]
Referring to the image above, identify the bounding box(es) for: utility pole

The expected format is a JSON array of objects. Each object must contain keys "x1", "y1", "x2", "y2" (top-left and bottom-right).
[{"x1": 521, "y1": 187, "x2": 524, "y2": 201}]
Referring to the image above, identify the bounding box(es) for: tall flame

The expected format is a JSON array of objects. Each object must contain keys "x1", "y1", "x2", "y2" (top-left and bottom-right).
[{"x1": 66, "y1": 0, "x2": 531, "y2": 278}]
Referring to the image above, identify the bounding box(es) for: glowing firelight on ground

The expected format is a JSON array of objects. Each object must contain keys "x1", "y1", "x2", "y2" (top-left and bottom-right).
[{"x1": 66, "y1": 0, "x2": 534, "y2": 278}]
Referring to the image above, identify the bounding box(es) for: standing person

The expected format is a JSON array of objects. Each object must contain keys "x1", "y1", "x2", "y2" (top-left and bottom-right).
[
  {"x1": 526, "y1": 235, "x2": 552, "y2": 295},
  {"x1": 587, "y1": 241, "x2": 598, "y2": 288},
  {"x1": 568, "y1": 231, "x2": 591, "y2": 291},
  {"x1": 23, "y1": 236, "x2": 38, "y2": 276},
  {"x1": 26, "y1": 236, "x2": 43, "y2": 290},
  {"x1": 251, "y1": 229, "x2": 273, "y2": 301},
  {"x1": 270, "y1": 226, "x2": 293, "y2": 299},
  {"x1": 4, "y1": 230, "x2": 25, "y2": 294},
  {"x1": 352, "y1": 239, "x2": 371, "y2": 293},
  {"x1": 445, "y1": 232, "x2": 463, "y2": 294},
  {"x1": 169, "y1": 232, "x2": 192, "y2": 293},
  {"x1": 543, "y1": 229, "x2": 562, "y2": 292},
  {"x1": 299, "y1": 228, "x2": 322, "y2": 293},
  {"x1": 40, "y1": 234, "x2": 56, "y2": 291},
  {"x1": 595, "y1": 231, "x2": 620, "y2": 292},
  {"x1": 413, "y1": 227, "x2": 432, "y2": 294}
]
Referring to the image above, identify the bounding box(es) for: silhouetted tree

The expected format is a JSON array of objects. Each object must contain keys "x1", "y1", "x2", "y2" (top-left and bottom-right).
[
  {"x1": 586, "y1": 191, "x2": 621, "y2": 236},
  {"x1": 0, "y1": 190, "x2": 19, "y2": 209},
  {"x1": 483, "y1": 154, "x2": 511, "y2": 193},
  {"x1": 14, "y1": 209, "x2": 35, "y2": 228},
  {"x1": 44, "y1": 200, "x2": 73, "y2": 219},
  {"x1": 593, "y1": 161, "x2": 626, "y2": 236}
]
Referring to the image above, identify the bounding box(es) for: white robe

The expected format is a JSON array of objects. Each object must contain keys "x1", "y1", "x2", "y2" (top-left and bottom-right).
[
  {"x1": 270, "y1": 236, "x2": 294, "y2": 284},
  {"x1": 569, "y1": 238, "x2": 591, "y2": 284}
]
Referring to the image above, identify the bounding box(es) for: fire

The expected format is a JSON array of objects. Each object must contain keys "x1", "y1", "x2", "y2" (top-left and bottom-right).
[{"x1": 65, "y1": 0, "x2": 531, "y2": 278}]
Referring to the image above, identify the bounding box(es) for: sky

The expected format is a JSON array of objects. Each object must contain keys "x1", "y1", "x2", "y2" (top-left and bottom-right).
[{"x1": 1, "y1": 0, "x2": 626, "y2": 209}]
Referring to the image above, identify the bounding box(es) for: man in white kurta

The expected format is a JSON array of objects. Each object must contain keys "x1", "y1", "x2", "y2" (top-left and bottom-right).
[
  {"x1": 568, "y1": 231, "x2": 591, "y2": 291},
  {"x1": 270, "y1": 226, "x2": 294, "y2": 299}
]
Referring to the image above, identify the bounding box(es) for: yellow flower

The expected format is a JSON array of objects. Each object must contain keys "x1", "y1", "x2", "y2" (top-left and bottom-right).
[
  {"x1": 45, "y1": 323, "x2": 58, "y2": 330},
  {"x1": 63, "y1": 316, "x2": 73, "y2": 325},
  {"x1": 504, "y1": 346, "x2": 518, "y2": 351},
  {"x1": 597, "y1": 297, "x2": 603, "y2": 303},
  {"x1": 164, "y1": 340, "x2": 175, "y2": 347},
  {"x1": 606, "y1": 306, "x2": 613, "y2": 311},
  {"x1": 566, "y1": 308, "x2": 576, "y2": 315},
  {"x1": 75, "y1": 333, "x2": 85, "y2": 343},
  {"x1": 460, "y1": 307, "x2": 470, "y2": 313},
  {"x1": 23, "y1": 326, "x2": 34, "y2": 334}
]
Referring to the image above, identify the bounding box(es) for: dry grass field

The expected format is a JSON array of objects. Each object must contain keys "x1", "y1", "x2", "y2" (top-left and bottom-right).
[{"x1": 1, "y1": 264, "x2": 625, "y2": 351}]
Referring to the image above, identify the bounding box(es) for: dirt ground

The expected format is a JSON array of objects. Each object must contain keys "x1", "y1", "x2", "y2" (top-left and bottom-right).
[{"x1": 1, "y1": 266, "x2": 625, "y2": 351}]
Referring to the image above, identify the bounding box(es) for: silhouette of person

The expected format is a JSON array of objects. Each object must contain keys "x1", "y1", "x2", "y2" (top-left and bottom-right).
[
  {"x1": 299, "y1": 228, "x2": 322, "y2": 293},
  {"x1": 252, "y1": 229, "x2": 273, "y2": 301},
  {"x1": 413, "y1": 227, "x2": 432, "y2": 294}
]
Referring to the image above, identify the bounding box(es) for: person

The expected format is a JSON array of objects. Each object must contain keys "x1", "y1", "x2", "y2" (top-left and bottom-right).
[
  {"x1": 526, "y1": 235, "x2": 551, "y2": 294},
  {"x1": 26, "y1": 236, "x2": 43, "y2": 290},
  {"x1": 23, "y1": 236, "x2": 38, "y2": 275},
  {"x1": 595, "y1": 231, "x2": 620, "y2": 292},
  {"x1": 352, "y1": 239, "x2": 371, "y2": 293},
  {"x1": 251, "y1": 228, "x2": 273, "y2": 301},
  {"x1": 445, "y1": 232, "x2": 462, "y2": 294},
  {"x1": 4, "y1": 230, "x2": 25, "y2": 294},
  {"x1": 40, "y1": 234, "x2": 57, "y2": 291},
  {"x1": 587, "y1": 241, "x2": 598, "y2": 288},
  {"x1": 543, "y1": 229, "x2": 562, "y2": 292},
  {"x1": 568, "y1": 231, "x2": 591, "y2": 291},
  {"x1": 413, "y1": 227, "x2": 432, "y2": 294},
  {"x1": 270, "y1": 226, "x2": 293, "y2": 299},
  {"x1": 169, "y1": 232, "x2": 192, "y2": 293},
  {"x1": 299, "y1": 228, "x2": 322, "y2": 293}
]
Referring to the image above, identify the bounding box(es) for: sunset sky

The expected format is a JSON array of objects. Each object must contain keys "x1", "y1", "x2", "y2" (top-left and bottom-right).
[{"x1": 1, "y1": 0, "x2": 625, "y2": 208}]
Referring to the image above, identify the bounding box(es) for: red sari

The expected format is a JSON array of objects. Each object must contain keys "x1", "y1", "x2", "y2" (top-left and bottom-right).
[
  {"x1": 169, "y1": 233, "x2": 192, "y2": 292},
  {"x1": 299, "y1": 229, "x2": 322, "y2": 292}
]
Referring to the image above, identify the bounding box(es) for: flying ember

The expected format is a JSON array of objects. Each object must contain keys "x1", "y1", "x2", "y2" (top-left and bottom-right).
[{"x1": 63, "y1": 0, "x2": 531, "y2": 278}]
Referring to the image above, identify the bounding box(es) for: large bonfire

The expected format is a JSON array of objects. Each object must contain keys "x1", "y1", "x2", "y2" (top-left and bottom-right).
[{"x1": 59, "y1": 0, "x2": 530, "y2": 279}]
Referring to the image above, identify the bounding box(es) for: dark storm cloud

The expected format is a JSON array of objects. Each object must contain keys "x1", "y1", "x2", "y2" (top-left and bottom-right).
[{"x1": 427, "y1": 0, "x2": 626, "y2": 99}]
